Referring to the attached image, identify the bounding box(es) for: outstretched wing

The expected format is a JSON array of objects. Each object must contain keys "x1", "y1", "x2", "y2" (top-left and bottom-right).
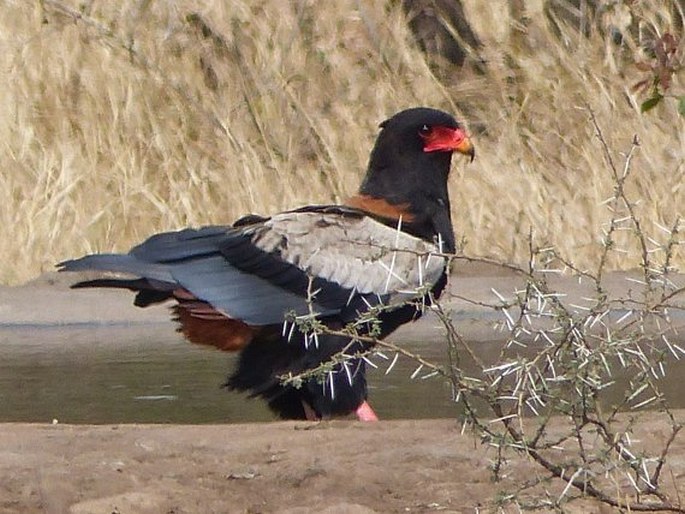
[{"x1": 58, "y1": 206, "x2": 446, "y2": 326}]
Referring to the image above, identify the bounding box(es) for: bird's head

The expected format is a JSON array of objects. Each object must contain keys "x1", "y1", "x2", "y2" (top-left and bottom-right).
[
  {"x1": 376, "y1": 107, "x2": 474, "y2": 161},
  {"x1": 349, "y1": 107, "x2": 474, "y2": 252},
  {"x1": 357, "y1": 107, "x2": 474, "y2": 202}
]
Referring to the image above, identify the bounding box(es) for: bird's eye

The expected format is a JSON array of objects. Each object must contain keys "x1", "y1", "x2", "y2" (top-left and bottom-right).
[{"x1": 418, "y1": 125, "x2": 432, "y2": 137}]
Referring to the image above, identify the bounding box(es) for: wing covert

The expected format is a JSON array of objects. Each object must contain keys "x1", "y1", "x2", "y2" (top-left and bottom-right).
[
  {"x1": 246, "y1": 209, "x2": 446, "y2": 307},
  {"x1": 60, "y1": 208, "x2": 447, "y2": 326}
]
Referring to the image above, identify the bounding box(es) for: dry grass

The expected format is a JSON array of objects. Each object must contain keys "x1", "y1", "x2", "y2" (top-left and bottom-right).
[{"x1": 0, "y1": 0, "x2": 683, "y2": 284}]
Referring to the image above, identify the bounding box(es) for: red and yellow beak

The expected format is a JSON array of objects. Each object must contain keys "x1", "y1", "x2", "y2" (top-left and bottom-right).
[{"x1": 422, "y1": 126, "x2": 475, "y2": 162}]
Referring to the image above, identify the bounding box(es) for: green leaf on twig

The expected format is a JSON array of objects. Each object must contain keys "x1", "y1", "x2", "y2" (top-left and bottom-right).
[
  {"x1": 640, "y1": 94, "x2": 663, "y2": 113},
  {"x1": 677, "y1": 95, "x2": 685, "y2": 116}
]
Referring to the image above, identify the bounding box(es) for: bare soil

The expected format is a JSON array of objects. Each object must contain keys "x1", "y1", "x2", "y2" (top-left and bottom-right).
[{"x1": 2, "y1": 415, "x2": 685, "y2": 514}]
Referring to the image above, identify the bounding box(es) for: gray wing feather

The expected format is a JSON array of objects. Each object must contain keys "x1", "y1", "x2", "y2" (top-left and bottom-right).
[
  {"x1": 60, "y1": 210, "x2": 447, "y2": 325},
  {"x1": 59, "y1": 254, "x2": 175, "y2": 283},
  {"x1": 170, "y1": 256, "x2": 335, "y2": 325},
  {"x1": 253, "y1": 211, "x2": 445, "y2": 305}
]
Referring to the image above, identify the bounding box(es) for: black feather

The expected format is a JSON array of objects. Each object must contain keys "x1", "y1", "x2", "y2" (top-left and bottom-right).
[{"x1": 57, "y1": 107, "x2": 467, "y2": 420}]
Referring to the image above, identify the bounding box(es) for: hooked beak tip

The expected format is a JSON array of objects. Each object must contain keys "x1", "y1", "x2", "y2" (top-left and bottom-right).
[{"x1": 456, "y1": 137, "x2": 475, "y2": 163}]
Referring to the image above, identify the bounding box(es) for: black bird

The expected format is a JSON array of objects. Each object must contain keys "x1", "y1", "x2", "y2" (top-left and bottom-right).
[{"x1": 58, "y1": 107, "x2": 475, "y2": 421}]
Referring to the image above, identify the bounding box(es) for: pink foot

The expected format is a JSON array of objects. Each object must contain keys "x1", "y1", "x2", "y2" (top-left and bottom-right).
[
  {"x1": 302, "y1": 401, "x2": 319, "y2": 421},
  {"x1": 355, "y1": 401, "x2": 379, "y2": 422}
]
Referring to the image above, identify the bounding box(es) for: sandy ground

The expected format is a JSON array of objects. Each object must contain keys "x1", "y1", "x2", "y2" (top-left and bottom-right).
[
  {"x1": 2, "y1": 416, "x2": 685, "y2": 514},
  {"x1": 1, "y1": 266, "x2": 684, "y2": 513},
  {"x1": 4, "y1": 420, "x2": 501, "y2": 514}
]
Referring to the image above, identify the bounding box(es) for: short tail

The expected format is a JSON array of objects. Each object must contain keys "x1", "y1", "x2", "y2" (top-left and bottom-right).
[
  {"x1": 58, "y1": 254, "x2": 178, "y2": 307},
  {"x1": 57, "y1": 254, "x2": 174, "y2": 282}
]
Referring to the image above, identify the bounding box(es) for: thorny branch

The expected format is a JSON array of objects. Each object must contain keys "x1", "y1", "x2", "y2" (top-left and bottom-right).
[
  {"x1": 31, "y1": 3, "x2": 683, "y2": 510},
  {"x1": 282, "y1": 112, "x2": 684, "y2": 511}
]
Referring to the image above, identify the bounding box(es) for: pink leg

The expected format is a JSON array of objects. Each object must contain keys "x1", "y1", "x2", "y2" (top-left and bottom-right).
[
  {"x1": 302, "y1": 401, "x2": 319, "y2": 421},
  {"x1": 355, "y1": 401, "x2": 379, "y2": 422}
]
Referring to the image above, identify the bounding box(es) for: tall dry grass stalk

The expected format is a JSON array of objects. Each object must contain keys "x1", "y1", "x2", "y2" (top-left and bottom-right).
[{"x1": 1, "y1": 0, "x2": 682, "y2": 284}]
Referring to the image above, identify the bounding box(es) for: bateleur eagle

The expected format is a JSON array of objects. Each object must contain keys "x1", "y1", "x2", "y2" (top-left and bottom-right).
[{"x1": 58, "y1": 107, "x2": 475, "y2": 421}]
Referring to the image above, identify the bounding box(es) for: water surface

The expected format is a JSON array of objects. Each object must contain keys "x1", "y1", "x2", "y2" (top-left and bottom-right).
[
  {"x1": 0, "y1": 324, "x2": 458, "y2": 423},
  {"x1": 2, "y1": 322, "x2": 685, "y2": 424}
]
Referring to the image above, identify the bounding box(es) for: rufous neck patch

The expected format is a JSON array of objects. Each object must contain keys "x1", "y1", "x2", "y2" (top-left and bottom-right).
[{"x1": 345, "y1": 194, "x2": 415, "y2": 222}]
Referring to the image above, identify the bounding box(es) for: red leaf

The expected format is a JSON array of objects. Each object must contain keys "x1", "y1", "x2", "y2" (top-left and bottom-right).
[
  {"x1": 661, "y1": 33, "x2": 678, "y2": 54},
  {"x1": 634, "y1": 61, "x2": 653, "y2": 72},
  {"x1": 631, "y1": 79, "x2": 650, "y2": 93},
  {"x1": 658, "y1": 68, "x2": 672, "y2": 91}
]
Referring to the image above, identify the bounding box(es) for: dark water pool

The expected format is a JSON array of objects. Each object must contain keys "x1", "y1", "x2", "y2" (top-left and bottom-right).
[
  {"x1": 2, "y1": 323, "x2": 685, "y2": 424},
  {"x1": 0, "y1": 324, "x2": 460, "y2": 423}
]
